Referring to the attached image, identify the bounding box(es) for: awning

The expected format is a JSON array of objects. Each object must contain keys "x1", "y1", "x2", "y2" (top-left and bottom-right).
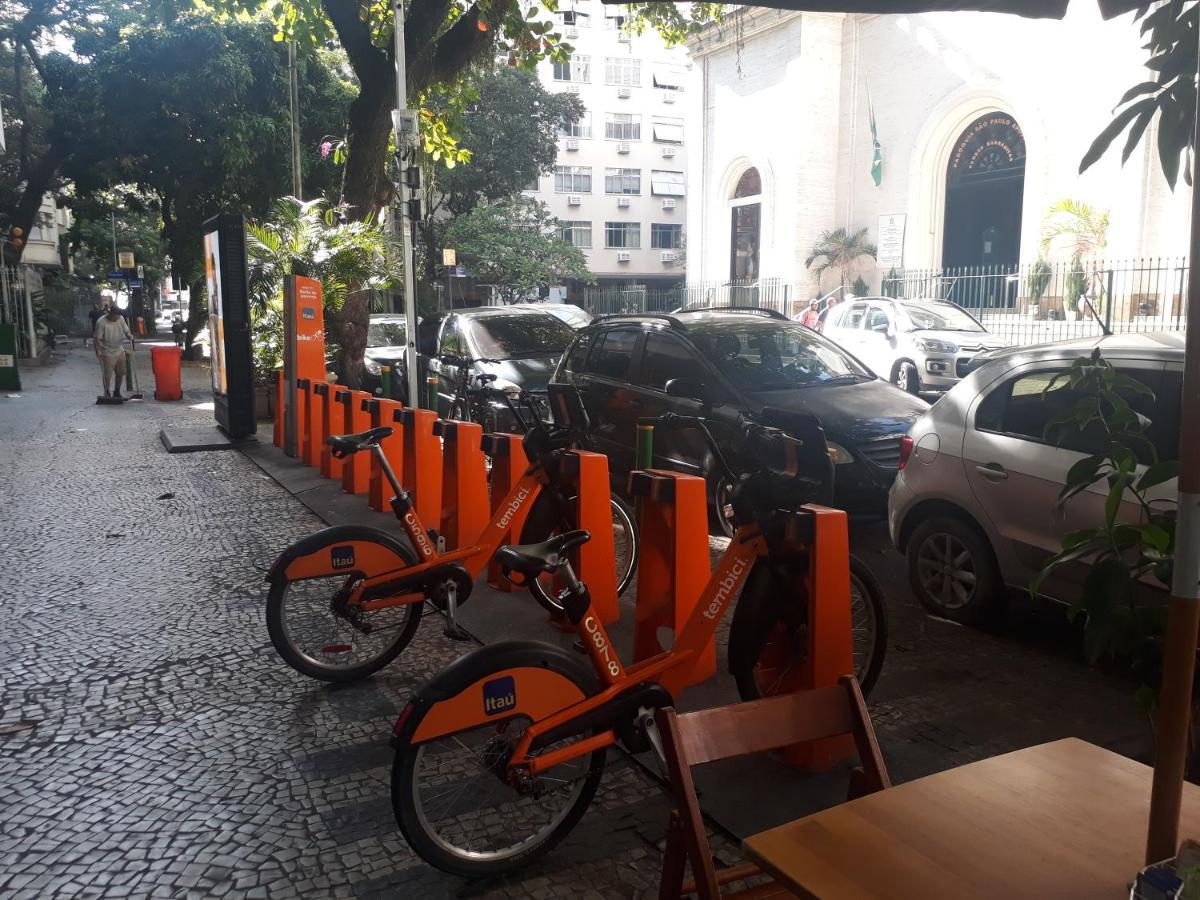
[
  {"x1": 653, "y1": 66, "x2": 685, "y2": 90},
  {"x1": 651, "y1": 170, "x2": 685, "y2": 196},
  {"x1": 652, "y1": 121, "x2": 684, "y2": 143}
]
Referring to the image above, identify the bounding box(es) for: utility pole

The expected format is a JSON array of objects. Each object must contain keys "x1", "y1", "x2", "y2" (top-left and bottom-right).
[
  {"x1": 288, "y1": 41, "x2": 303, "y2": 199},
  {"x1": 110, "y1": 212, "x2": 118, "y2": 270},
  {"x1": 392, "y1": 0, "x2": 420, "y2": 408}
]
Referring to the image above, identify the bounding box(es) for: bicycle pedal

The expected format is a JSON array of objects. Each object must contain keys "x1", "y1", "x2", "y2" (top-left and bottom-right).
[{"x1": 443, "y1": 625, "x2": 474, "y2": 642}]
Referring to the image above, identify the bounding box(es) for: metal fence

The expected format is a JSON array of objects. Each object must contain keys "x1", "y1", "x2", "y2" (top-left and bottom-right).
[{"x1": 581, "y1": 278, "x2": 799, "y2": 317}]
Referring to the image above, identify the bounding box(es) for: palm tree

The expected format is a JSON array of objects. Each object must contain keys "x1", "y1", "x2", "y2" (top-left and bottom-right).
[
  {"x1": 1040, "y1": 198, "x2": 1109, "y2": 259},
  {"x1": 805, "y1": 227, "x2": 877, "y2": 288}
]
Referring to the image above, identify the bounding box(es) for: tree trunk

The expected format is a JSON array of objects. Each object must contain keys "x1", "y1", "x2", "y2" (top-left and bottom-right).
[
  {"x1": 4, "y1": 145, "x2": 64, "y2": 266},
  {"x1": 341, "y1": 80, "x2": 394, "y2": 217},
  {"x1": 335, "y1": 290, "x2": 370, "y2": 389}
]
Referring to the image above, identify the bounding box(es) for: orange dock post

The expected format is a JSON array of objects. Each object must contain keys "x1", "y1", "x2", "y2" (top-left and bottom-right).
[
  {"x1": 629, "y1": 469, "x2": 715, "y2": 685},
  {"x1": 293, "y1": 378, "x2": 311, "y2": 461},
  {"x1": 435, "y1": 420, "x2": 489, "y2": 550},
  {"x1": 398, "y1": 408, "x2": 442, "y2": 530},
  {"x1": 340, "y1": 391, "x2": 372, "y2": 495},
  {"x1": 367, "y1": 398, "x2": 404, "y2": 512},
  {"x1": 317, "y1": 384, "x2": 348, "y2": 480},
  {"x1": 563, "y1": 451, "x2": 619, "y2": 625},
  {"x1": 781, "y1": 505, "x2": 856, "y2": 771},
  {"x1": 484, "y1": 434, "x2": 530, "y2": 590},
  {"x1": 302, "y1": 378, "x2": 323, "y2": 467},
  {"x1": 272, "y1": 369, "x2": 284, "y2": 448}
]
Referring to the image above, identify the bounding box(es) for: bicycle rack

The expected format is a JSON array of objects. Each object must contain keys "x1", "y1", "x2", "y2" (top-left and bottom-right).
[
  {"x1": 780, "y1": 505, "x2": 856, "y2": 772},
  {"x1": 290, "y1": 377, "x2": 310, "y2": 460},
  {"x1": 272, "y1": 369, "x2": 284, "y2": 448},
  {"x1": 434, "y1": 420, "x2": 488, "y2": 551},
  {"x1": 317, "y1": 384, "x2": 349, "y2": 480},
  {"x1": 339, "y1": 390, "x2": 372, "y2": 495},
  {"x1": 484, "y1": 433, "x2": 530, "y2": 591},
  {"x1": 301, "y1": 378, "x2": 323, "y2": 467},
  {"x1": 629, "y1": 469, "x2": 715, "y2": 685},
  {"x1": 397, "y1": 408, "x2": 442, "y2": 529},
  {"x1": 366, "y1": 398, "x2": 404, "y2": 513},
  {"x1": 564, "y1": 451, "x2": 619, "y2": 625}
]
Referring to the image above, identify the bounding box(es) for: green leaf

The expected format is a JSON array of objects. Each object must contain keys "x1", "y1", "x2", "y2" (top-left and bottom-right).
[
  {"x1": 1118, "y1": 80, "x2": 1162, "y2": 105},
  {"x1": 1138, "y1": 460, "x2": 1179, "y2": 490},
  {"x1": 1081, "y1": 98, "x2": 1158, "y2": 173}
]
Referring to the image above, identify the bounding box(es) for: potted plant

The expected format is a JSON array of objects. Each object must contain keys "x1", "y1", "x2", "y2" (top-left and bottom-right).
[{"x1": 1025, "y1": 256, "x2": 1052, "y2": 319}]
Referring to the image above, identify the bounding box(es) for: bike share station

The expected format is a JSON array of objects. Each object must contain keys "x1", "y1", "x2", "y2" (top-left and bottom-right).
[{"x1": 227, "y1": 208, "x2": 872, "y2": 851}]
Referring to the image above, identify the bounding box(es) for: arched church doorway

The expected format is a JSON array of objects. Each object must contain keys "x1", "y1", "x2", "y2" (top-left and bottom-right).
[{"x1": 942, "y1": 113, "x2": 1025, "y2": 307}]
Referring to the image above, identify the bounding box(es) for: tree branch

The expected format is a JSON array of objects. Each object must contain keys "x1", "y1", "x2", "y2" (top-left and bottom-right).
[
  {"x1": 323, "y1": 0, "x2": 390, "y2": 85},
  {"x1": 409, "y1": 6, "x2": 497, "y2": 95}
]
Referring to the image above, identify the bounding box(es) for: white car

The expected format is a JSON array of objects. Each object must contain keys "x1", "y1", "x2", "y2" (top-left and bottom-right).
[{"x1": 822, "y1": 297, "x2": 1007, "y2": 394}]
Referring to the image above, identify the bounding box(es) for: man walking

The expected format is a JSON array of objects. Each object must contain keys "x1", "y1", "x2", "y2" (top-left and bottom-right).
[
  {"x1": 86, "y1": 300, "x2": 107, "y2": 348},
  {"x1": 95, "y1": 304, "x2": 133, "y2": 399}
]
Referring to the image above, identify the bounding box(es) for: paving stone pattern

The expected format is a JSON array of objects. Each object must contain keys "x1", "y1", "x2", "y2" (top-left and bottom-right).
[{"x1": 0, "y1": 345, "x2": 1155, "y2": 898}]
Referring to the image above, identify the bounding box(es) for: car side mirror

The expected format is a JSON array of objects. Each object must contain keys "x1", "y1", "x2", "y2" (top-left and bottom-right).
[{"x1": 665, "y1": 377, "x2": 711, "y2": 404}]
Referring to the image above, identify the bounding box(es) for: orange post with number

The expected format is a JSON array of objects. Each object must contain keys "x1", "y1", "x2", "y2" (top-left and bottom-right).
[
  {"x1": 565, "y1": 450, "x2": 619, "y2": 625},
  {"x1": 630, "y1": 469, "x2": 714, "y2": 685},
  {"x1": 272, "y1": 369, "x2": 284, "y2": 448},
  {"x1": 398, "y1": 408, "x2": 442, "y2": 530},
  {"x1": 302, "y1": 379, "x2": 323, "y2": 467},
  {"x1": 340, "y1": 391, "x2": 372, "y2": 494},
  {"x1": 368, "y1": 398, "x2": 404, "y2": 512},
  {"x1": 436, "y1": 420, "x2": 489, "y2": 550},
  {"x1": 485, "y1": 434, "x2": 530, "y2": 590},
  {"x1": 318, "y1": 384, "x2": 348, "y2": 480}
]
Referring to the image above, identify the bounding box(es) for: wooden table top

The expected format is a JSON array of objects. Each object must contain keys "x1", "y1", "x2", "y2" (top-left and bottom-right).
[{"x1": 743, "y1": 738, "x2": 1200, "y2": 899}]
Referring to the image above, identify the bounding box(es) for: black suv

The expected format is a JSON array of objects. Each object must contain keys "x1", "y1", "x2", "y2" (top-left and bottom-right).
[{"x1": 550, "y1": 308, "x2": 928, "y2": 529}]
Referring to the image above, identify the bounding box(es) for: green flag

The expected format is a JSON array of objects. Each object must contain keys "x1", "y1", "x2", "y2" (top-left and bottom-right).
[{"x1": 868, "y1": 85, "x2": 883, "y2": 187}]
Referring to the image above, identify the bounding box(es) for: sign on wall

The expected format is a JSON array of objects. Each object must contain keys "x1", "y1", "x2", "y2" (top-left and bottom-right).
[{"x1": 877, "y1": 214, "x2": 907, "y2": 270}]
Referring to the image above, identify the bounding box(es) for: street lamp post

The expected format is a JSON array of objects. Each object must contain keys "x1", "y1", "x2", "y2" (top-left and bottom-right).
[{"x1": 391, "y1": 0, "x2": 421, "y2": 409}]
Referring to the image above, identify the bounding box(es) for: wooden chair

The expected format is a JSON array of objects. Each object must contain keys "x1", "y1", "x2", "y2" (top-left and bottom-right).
[{"x1": 656, "y1": 675, "x2": 891, "y2": 900}]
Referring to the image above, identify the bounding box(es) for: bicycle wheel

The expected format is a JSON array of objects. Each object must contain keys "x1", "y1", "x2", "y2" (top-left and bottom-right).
[
  {"x1": 393, "y1": 664, "x2": 605, "y2": 877},
  {"x1": 266, "y1": 563, "x2": 423, "y2": 683},
  {"x1": 520, "y1": 491, "x2": 638, "y2": 614},
  {"x1": 731, "y1": 556, "x2": 888, "y2": 700}
]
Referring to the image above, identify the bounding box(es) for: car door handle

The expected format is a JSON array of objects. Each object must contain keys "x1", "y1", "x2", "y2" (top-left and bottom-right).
[{"x1": 975, "y1": 463, "x2": 1008, "y2": 481}]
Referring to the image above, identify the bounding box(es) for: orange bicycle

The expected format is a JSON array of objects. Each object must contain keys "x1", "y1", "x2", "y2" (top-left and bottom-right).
[
  {"x1": 389, "y1": 412, "x2": 887, "y2": 877},
  {"x1": 264, "y1": 390, "x2": 637, "y2": 682}
]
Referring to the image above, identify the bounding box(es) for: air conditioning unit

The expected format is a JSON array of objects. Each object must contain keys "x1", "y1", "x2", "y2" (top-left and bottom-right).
[
  {"x1": 616, "y1": 197, "x2": 631, "y2": 208},
  {"x1": 661, "y1": 251, "x2": 677, "y2": 264},
  {"x1": 566, "y1": 27, "x2": 578, "y2": 37},
  {"x1": 567, "y1": 194, "x2": 582, "y2": 206},
  {"x1": 617, "y1": 142, "x2": 631, "y2": 154},
  {"x1": 565, "y1": 138, "x2": 580, "y2": 151},
  {"x1": 563, "y1": 84, "x2": 580, "y2": 94},
  {"x1": 662, "y1": 93, "x2": 676, "y2": 104},
  {"x1": 662, "y1": 198, "x2": 677, "y2": 210},
  {"x1": 617, "y1": 251, "x2": 632, "y2": 262},
  {"x1": 617, "y1": 87, "x2": 632, "y2": 99},
  {"x1": 661, "y1": 146, "x2": 676, "y2": 158}
]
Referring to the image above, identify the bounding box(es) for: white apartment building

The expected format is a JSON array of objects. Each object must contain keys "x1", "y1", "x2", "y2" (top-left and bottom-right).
[{"x1": 526, "y1": 3, "x2": 693, "y2": 294}]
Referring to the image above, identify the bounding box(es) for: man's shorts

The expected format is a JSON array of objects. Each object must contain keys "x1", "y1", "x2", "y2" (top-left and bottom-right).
[{"x1": 100, "y1": 352, "x2": 126, "y2": 382}]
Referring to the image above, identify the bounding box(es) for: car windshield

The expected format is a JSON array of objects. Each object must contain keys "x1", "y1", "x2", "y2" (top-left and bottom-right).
[
  {"x1": 546, "y1": 306, "x2": 592, "y2": 328},
  {"x1": 901, "y1": 302, "x2": 984, "y2": 332},
  {"x1": 469, "y1": 314, "x2": 576, "y2": 358},
  {"x1": 689, "y1": 321, "x2": 871, "y2": 391},
  {"x1": 367, "y1": 321, "x2": 406, "y2": 347}
]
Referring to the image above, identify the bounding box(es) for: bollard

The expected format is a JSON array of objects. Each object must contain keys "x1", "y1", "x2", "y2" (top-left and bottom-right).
[
  {"x1": 426, "y1": 375, "x2": 439, "y2": 412},
  {"x1": 340, "y1": 391, "x2": 372, "y2": 495},
  {"x1": 435, "y1": 420, "x2": 489, "y2": 551},
  {"x1": 302, "y1": 378, "x2": 323, "y2": 467},
  {"x1": 293, "y1": 378, "x2": 311, "y2": 460},
  {"x1": 563, "y1": 450, "x2": 619, "y2": 625},
  {"x1": 485, "y1": 433, "x2": 530, "y2": 590},
  {"x1": 780, "y1": 505, "x2": 856, "y2": 772},
  {"x1": 398, "y1": 407, "x2": 442, "y2": 528},
  {"x1": 635, "y1": 422, "x2": 654, "y2": 468},
  {"x1": 273, "y1": 369, "x2": 284, "y2": 448},
  {"x1": 629, "y1": 469, "x2": 715, "y2": 685},
  {"x1": 319, "y1": 384, "x2": 350, "y2": 480},
  {"x1": 381, "y1": 365, "x2": 392, "y2": 399},
  {"x1": 367, "y1": 398, "x2": 405, "y2": 512}
]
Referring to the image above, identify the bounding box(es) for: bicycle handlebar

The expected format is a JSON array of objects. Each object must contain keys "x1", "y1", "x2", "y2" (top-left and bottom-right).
[{"x1": 635, "y1": 412, "x2": 806, "y2": 483}]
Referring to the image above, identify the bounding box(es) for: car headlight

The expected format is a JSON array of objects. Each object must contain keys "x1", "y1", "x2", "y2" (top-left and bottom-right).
[
  {"x1": 826, "y1": 440, "x2": 855, "y2": 465},
  {"x1": 364, "y1": 357, "x2": 381, "y2": 375},
  {"x1": 916, "y1": 338, "x2": 958, "y2": 354}
]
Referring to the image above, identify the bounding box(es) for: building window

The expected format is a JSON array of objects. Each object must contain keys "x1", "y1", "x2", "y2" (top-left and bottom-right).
[
  {"x1": 652, "y1": 65, "x2": 685, "y2": 91},
  {"x1": 650, "y1": 170, "x2": 684, "y2": 196},
  {"x1": 560, "y1": 9, "x2": 590, "y2": 27},
  {"x1": 524, "y1": 177, "x2": 540, "y2": 191},
  {"x1": 605, "y1": 222, "x2": 641, "y2": 249},
  {"x1": 651, "y1": 223, "x2": 682, "y2": 249},
  {"x1": 733, "y1": 167, "x2": 762, "y2": 198},
  {"x1": 604, "y1": 168, "x2": 641, "y2": 195},
  {"x1": 554, "y1": 165, "x2": 592, "y2": 193},
  {"x1": 604, "y1": 12, "x2": 626, "y2": 30},
  {"x1": 560, "y1": 112, "x2": 592, "y2": 139},
  {"x1": 730, "y1": 166, "x2": 762, "y2": 282},
  {"x1": 604, "y1": 113, "x2": 641, "y2": 141},
  {"x1": 605, "y1": 57, "x2": 641, "y2": 87},
  {"x1": 558, "y1": 220, "x2": 593, "y2": 249},
  {"x1": 553, "y1": 54, "x2": 591, "y2": 83},
  {"x1": 651, "y1": 117, "x2": 684, "y2": 144}
]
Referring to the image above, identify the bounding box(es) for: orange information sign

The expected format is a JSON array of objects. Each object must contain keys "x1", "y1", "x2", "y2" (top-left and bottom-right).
[{"x1": 282, "y1": 276, "x2": 326, "y2": 457}]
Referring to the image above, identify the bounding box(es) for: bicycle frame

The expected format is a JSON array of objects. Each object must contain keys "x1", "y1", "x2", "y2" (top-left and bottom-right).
[{"x1": 408, "y1": 522, "x2": 773, "y2": 774}]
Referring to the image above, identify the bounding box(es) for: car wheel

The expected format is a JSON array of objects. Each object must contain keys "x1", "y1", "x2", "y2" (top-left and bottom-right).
[
  {"x1": 893, "y1": 360, "x2": 921, "y2": 395},
  {"x1": 907, "y1": 516, "x2": 1004, "y2": 626}
]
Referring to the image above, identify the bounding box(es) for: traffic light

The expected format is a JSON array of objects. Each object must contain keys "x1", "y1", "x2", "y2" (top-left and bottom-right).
[{"x1": 4, "y1": 226, "x2": 23, "y2": 251}]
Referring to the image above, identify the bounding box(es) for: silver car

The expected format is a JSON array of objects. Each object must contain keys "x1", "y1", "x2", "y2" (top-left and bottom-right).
[
  {"x1": 822, "y1": 297, "x2": 1007, "y2": 394},
  {"x1": 888, "y1": 332, "x2": 1182, "y2": 624}
]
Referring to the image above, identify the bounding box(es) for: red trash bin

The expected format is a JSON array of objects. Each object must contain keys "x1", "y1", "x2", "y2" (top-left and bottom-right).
[{"x1": 150, "y1": 345, "x2": 183, "y2": 401}]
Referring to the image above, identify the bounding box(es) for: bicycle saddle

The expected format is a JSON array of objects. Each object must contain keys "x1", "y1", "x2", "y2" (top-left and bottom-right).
[
  {"x1": 328, "y1": 426, "x2": 393, "y2": 458},
  {"x1": 475, "y1": 373, "x2": 498, "y2": 384},
  {"x1": 494, "y1": 530, "x2": 591, "y2": 576}
]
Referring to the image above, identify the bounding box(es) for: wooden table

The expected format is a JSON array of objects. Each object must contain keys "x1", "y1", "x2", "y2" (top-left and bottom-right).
[{"x1": 743, "y1": 738, "x2": 1200, "y2": 899}]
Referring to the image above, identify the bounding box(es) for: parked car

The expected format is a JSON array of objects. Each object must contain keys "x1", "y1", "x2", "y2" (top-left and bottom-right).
[
  {"x1": 551, "y1": 307, "x2": 928, "y2": 532},
  {"x1": 889, "y1": 332, "x2": 1182, "y2": 624},
  {"x1": 508, "y1": 302, "x2": 593, "y2": 329},
  {"x1": 363, "y1": 313, "x2": 412, "y2": 397},
  {"x1": 821, "y1": 297, "x2": 1007, "y2": 394},
  {"x1": 418, "y1": 307, "x2": 578, "y2": 431}
]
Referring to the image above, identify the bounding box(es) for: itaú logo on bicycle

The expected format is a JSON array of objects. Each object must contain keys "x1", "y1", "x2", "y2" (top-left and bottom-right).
[
  {"x1": 483, "y1": 675, "x2": 516, "y2": 716},
  {"x1": 703, "y1": 558, "x2": 749, "y2": 620},
  {"x1": 498, "y1": 487, "x2": 532, "y2": 529},
  {"x1": 405, "y1": 509, "x2": 435, "y2": 558}
]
